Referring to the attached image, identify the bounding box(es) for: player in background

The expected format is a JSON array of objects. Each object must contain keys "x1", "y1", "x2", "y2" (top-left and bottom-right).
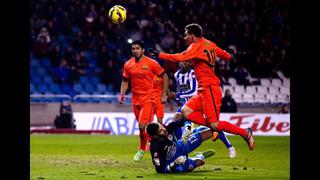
[
  {"x1": 149, "y1": 23, "x2": 254, "y2": 151},
  {"x1": 152, "y1": 75, "x2": 166, "y2": 124},
  {"x1": 146, "y1": 118, "x2": 215, "y2": 173},
  {"x1": 170, "y1": 60, "x2": 236, "y2": 158},
  {"x1": 119, "y1": 40, "x2": 169, "y2": 161}
]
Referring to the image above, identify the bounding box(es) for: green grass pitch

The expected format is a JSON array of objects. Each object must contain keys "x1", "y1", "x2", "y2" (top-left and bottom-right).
[{"x1": 31, "y1": 135, "x2": 289, "y2": 179}]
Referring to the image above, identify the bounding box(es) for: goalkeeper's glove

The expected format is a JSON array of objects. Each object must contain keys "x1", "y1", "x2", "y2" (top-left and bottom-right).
[
  {"x1": 167, "y1": 156, "x2": 187, "y2": 172},
  {"x1": 166, "y1": 156, "x2": 187, "y2": 172},
  {"x1": 182, "y1": 126, "x2": 192, "y2": 144},
  {"x1": 118, "y1": 94, "x2": 126, "y2": 104},
  {"x1": 168, "y1": 155, "x2": 187, "y2": 168},
  {"x1": 148, "y1": 48, "x2": 160, "y2": 58},
  {"x1": 171, "y1": 156, "x2": 187, "y2": 167},
  {"x1": 174, "y1": 155, "x2": 187, "y2": 164}
]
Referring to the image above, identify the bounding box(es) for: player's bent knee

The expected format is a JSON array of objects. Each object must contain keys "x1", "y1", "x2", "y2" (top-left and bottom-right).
[
  {"x1": 199, "y1": 129, "x2": 213, "y2": 141},
  {"x1": 208, "y1": 122, "x2": 218, "y2": 131}
]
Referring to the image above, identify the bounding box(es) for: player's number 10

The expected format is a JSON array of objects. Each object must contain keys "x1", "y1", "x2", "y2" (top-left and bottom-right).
[{"x1": 204, "y1": 49, "x2": 216, "y2": 66}]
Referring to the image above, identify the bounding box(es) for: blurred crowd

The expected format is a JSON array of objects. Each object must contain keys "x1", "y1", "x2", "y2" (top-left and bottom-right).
[{"x1": 30, "y1": 0, "x2": 290, "y2": 92}]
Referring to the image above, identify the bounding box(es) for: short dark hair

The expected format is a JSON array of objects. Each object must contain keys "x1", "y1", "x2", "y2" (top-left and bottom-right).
[
  {"x1": 185, "y1": 23, "x2": 203, "y2": 37},
  {"x1": 131, "y1": 40, "x2": 145, "y2": 49},
  {"x1": 146, "y1": 123, "x2": 159, "y2": 136}
]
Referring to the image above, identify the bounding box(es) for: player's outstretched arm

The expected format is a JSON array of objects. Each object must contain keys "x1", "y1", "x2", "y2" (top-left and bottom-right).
[
  {"x1": 166, "y1": 117, "x2": 186, "y2": 132},
  {"x1": 149, "y1": 45, "x2": 197, "y2": 62},
  {"x1": 165, "y1": 156, "x2": 187, "y2": 173},
  {"x1": 215, "y1": 46, "x2": 232, "y2": 61}
]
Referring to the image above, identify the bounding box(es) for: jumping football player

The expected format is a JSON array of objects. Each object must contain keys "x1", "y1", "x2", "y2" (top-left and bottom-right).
[
  {"x1": 170, "y1": 60, "x2": 236, "y2": 158},
  {"x1": 149, "y1": 23, "x2": 254, "y2": 151}
]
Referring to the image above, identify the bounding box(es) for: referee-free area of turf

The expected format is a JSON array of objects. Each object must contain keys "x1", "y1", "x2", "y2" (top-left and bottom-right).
[{"x1": 31, "y1": 135, "x2": 289, "y2": 179}]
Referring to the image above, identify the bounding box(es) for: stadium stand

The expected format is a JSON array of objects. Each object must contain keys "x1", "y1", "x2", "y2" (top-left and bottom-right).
[{"x1": 29, "y1": 0, "x2": 289, "y2": 106}]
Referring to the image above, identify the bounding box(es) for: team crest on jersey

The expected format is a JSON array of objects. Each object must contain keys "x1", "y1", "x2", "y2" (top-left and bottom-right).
[
  {"x1": 204, "y1": 41, "x2": 210, "y2": 47},
  {"x1": 142, "y1": 65, "x2": 149, "y2": 70}
]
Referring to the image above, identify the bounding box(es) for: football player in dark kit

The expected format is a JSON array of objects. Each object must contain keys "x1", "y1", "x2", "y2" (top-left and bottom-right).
[{"x1": 146, "y1": 117, "x2": 215, "y2": 173}]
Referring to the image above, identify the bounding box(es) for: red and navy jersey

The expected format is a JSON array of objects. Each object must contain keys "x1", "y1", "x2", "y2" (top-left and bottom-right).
[{"x1": 150, "y1": 118, "x2": 186, "y2": 173}]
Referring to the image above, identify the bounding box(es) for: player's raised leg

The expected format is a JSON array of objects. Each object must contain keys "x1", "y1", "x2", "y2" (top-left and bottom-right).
[
  {"x1": 181, "y1": 95, "x2": 254, "y2": 150},
  {"x1": 183, "y1": 128, "x2": 213, "y2": 154}
]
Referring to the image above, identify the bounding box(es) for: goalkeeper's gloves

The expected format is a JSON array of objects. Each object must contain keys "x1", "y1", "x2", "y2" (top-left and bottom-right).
[
  {"x1": 182, "y1": 125, "x2": 192, "y2": 144},
  {"x1": 168, "y1": 155, "x2": 187, "y2": 168},
  {"x1": 148, "y1": 48, "x2": 160, "y2": 58},
  {"x1": 170, "y1": 156, "x2": 187, "y2": 167},
  {"x1": 174, "y1": 155, "x2": 187, "y2": 164},
  {"x1": 166, "y1": 156, "x2": 187, "y2": 172},
  {"x1": 118, "y1": 94, "x2": 126, "y2": 104}
]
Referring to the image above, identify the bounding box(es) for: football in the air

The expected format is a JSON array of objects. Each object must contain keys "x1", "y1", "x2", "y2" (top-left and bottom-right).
[{"x1": 108, "y1": 5, "x2": 127, "y2": 24}]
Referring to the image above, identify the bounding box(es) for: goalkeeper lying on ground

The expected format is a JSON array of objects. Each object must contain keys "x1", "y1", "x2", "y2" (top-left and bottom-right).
[{"x1": 146, "y1": 117, "x2": 215, "y2": 173}]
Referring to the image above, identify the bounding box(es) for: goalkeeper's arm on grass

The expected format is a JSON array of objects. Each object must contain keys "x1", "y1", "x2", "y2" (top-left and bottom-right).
[{"x1": 164, "y1": 156, "x2": 187, "y2": 173}]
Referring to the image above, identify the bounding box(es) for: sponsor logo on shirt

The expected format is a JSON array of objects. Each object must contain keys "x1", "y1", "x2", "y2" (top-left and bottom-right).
[
  {"x1": 132, "y1": 73, "x2": 146, "y2": 78},
  {"x1": 180, "y1": 84, "x2": 189, "y2": 92},
  {"x1": 166, "y1": 142, "x2": 177, "y2": 160}
]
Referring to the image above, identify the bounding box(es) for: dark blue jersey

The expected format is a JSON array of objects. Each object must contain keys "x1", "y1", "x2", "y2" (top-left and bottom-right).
[{"x1": 150, "y1": 118, "x2": 186, "y2": 173}]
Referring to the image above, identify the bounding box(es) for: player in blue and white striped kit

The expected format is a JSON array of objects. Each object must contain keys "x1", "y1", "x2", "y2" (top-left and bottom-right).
[{"x1": 169, "y1": 61, "x2": 236, "y2": 158}]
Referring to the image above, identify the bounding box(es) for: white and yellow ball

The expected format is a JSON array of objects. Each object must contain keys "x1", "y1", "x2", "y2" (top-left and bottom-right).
[{"x1": 108, "y1": 5, "x2": 127, "y2": 24}]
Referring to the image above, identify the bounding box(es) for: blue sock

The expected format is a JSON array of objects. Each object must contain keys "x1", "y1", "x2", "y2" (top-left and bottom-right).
[{"x1": 218, "y1": 131, "x2": 232, "y2": 148}]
